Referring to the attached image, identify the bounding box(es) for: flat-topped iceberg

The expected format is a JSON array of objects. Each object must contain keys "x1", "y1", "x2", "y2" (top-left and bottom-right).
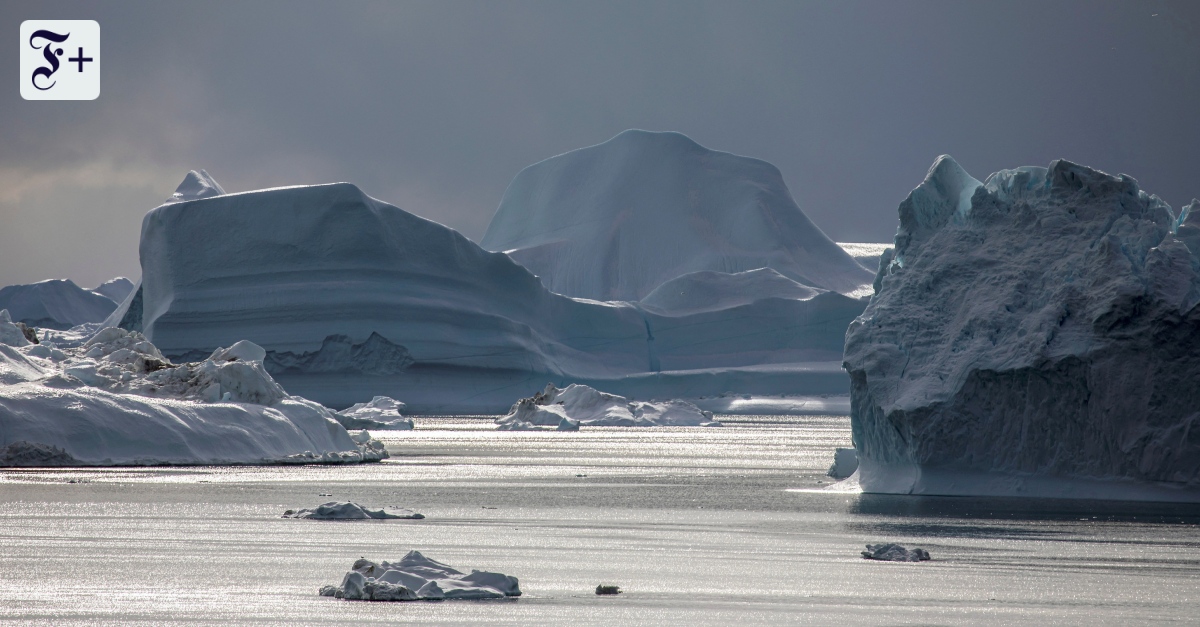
[
  {"x1": 320, "y1": 552, "x2": 521, "y2": 601},
  {"x1": 844, "y1": 156, "x2": 1200, "y2": 501},
  {"x1": 109, "y1": 169, "x2": 863, "y2": 412},
  {"x1": 0, "y1": 312, "x2": 386, "y2": 466},
  {"x1": 496, "y1": 383, "x2": 721, "y2": 429}
]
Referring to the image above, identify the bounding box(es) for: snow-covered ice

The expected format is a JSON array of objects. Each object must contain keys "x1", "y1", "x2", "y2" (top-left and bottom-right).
[
  {"x1": 482, "y1": 129, "x2": 873, "y2": 300},
  {"x1": 320, "y1": 551, "x2": 520, "y2": 601},
  {"x1": 844, "y1": 156, "x2": 1200, "y2": 501},
  {"x1": 283, "y1": 501, "x2": 424, "y2": 520},
  {"x1": 496, "y1": 383, "x2": 721, "y2": 429},
  {"x1": 861, "y1": 544, "x2": 931, "y2": 562},
  {"x1": 0, "y1": 314, "x2": 387, "y2": 466}
]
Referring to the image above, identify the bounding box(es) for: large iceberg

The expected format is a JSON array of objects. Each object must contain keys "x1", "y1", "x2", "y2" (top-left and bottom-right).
[
  {"x1": 481, "y1": 129, "x2": 874, "y2": 301},
  {"x1": 844, "y1": 155, "x2": 1200, "y2": 501},
  {"x1": 0, "y1": 312, "x2": 386, "y2": 466},
  {"x1": 0, "y1": 279, "x2": 122, "y2": 330},
  {"x1": 110, "y1": 170, "x2": 864, "y2": 412}
]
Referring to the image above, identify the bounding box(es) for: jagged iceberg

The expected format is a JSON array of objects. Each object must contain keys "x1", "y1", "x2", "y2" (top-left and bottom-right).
[
  {"x1": 482, "y1": 129, "x2": 874, "y2": 301},
  {"x1": 844, "y1": 155, "x2": 1200, "y2": 501},
  {"x1": 108, "y1": 168, "x2": 865, "y2": 412},
  {"x1": 495, "y1": 383, "x2": 721, "y2": 429},
  {"x1": 320, "y1": 552, "x2": 521, "y2": 601},
  {"x1": 0, "y1": 312, "x2": 386, "y2": 466}
]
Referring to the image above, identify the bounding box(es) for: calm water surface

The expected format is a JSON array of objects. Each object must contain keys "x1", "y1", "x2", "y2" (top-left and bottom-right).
[{"x1": 1, "y1": 415, "x2": 1197, "y2": 625}]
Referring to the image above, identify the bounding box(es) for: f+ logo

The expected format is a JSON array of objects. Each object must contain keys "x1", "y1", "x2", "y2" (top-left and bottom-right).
[{"x1": 20, "y1": 21, "x2": 100, "y2": 100}]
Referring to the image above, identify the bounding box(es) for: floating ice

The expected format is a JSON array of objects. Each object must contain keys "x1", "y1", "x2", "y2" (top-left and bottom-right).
[
  {"x1": 845, "y1": 157, "x2": 1200, "y2": 501},
  {"x1": 0, "y1": 327, "x2": 387, "y2": 466},
  {"x1": 320, "y1": 552, "x2": 520, "y2": 601},
  {"x1": 827, "y1": 448, "x2": 859, "y2": 480},
  {"x1": 496, "y1": 383, "x2": 721, "y2": 429},
  {"x1": 861, "y1": 544, "x2": 931, "y2": 562},
  {"x1": 482, "y1": 129, "x2": 873, "y2": 300},
  {"x1": 335, "y1": 396, "x2": 414, "y2": 430},
  {"x1": 283, "y1": 501, "x2": 423, "y2": 520}
]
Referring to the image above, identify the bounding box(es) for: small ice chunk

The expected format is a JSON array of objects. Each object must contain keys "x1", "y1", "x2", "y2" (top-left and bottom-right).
[
  {"x1": 283, "y1": 501, "x2": 424, "y2": 520},
  {"x1": 336, "y1": 396, "x2": 414, "y2": 430},
  {"x1": 827, "y1": 448, "x2": 859, "y2": 479},
  {"x1": 321, "y1": 551, "x2": 520, "y2": 601},
  {"x1": 861, "y1": 543, "x2": 931, "y2": 562}
]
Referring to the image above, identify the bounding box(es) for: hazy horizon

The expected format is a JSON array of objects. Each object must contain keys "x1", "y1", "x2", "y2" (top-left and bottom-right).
[{"x1": 2, "y1": 0, "x2": 1198, "y2": 288}]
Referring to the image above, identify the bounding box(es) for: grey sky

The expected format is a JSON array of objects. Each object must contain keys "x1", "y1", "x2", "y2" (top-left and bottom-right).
[{"x1": 2, "y1": 0, "x2": 1197, "y2": 288}]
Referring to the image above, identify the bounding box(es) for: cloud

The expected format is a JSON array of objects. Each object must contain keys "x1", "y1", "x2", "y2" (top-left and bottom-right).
[{"x1": 0, "y1": 0, "x2": 1197, "y2": 288}]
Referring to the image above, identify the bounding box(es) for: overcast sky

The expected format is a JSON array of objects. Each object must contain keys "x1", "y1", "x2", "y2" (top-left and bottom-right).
[{"x1": 2, "y1": 0, "x2": 1198, "y2": 288}]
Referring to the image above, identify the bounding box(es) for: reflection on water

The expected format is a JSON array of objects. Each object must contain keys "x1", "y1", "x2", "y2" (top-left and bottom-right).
[{"x1": 1, "y1": 415, "x2": 1198, "y2": 625}]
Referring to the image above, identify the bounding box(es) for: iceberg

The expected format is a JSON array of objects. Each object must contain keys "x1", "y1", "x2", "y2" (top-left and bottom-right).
[
  {"x1": 320, "y1": 552, "x2": 520, "y2": 601},
  {"x1": 335, "y1": 396, "x2": 414, "y2": 430},
  {"x1": 844, "y1": 156, "x2": 1200, "y2": 501},
  {"x1": 91, "y1": 277, "x2": 135, "y2": 304},
  {"x1": 0, "y1": 279, "x2": 120, "y2": 330},
  {"x1": 112, "y1": 169, "x2": 862, "y2": 412},
  {"x1": 283, "y1": 501, "x2": 424, "y2": 520},
  {"x1": 0, "y1": 313, "x2": 387, "y2": 466},
  {"x1": 481, "y1": 129, "x2": 874, "y2": 301},
  {"x1": 496, "y1": 383, "x2": 721, "y2": 428}
]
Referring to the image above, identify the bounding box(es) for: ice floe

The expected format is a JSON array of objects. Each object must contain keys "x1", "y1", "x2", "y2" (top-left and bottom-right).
[
  {"x1": 495, "y1": 383, "x2": 721, "y2": 429},
  {"x1": 861, "y1": 543, "x2": 931, "y2": 562},
  {"x1": 283, "y1": 501, "x2": 423, "y2": 520},
  {"x1": 319, "y1": 551, "x2": 520, "y2": 601}
]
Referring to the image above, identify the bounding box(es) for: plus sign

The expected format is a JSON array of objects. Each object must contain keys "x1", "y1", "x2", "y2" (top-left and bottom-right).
[{"x1": 68, "y1": 47, "x2": 93, "y2": 72}]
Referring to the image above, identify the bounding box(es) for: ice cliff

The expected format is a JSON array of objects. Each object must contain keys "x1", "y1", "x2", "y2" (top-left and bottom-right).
[
  {"x1": 482, "y1": 129, "x2": 874, "y2": 301},
  {"x1": 844, "y1": 156, "x2": 1200, "y2": 501}
]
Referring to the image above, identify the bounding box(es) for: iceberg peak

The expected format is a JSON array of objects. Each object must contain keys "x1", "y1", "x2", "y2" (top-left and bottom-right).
[
  {"x1": 166, "y1": 169, "x2": 226, "y2": 204},
  {"x1": 895, "y1": 155, "x2": 981, "y2": 255}
]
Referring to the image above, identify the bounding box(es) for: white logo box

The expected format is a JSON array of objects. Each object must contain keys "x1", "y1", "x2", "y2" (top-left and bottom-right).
[{"x1": 20, "y1": 20, "x2": 100, "y2": 100}]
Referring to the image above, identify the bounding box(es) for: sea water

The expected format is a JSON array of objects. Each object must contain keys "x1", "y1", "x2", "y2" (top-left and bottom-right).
[{"x1": 1, "y1": 415, "x2": 1197, "y2": 625}]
